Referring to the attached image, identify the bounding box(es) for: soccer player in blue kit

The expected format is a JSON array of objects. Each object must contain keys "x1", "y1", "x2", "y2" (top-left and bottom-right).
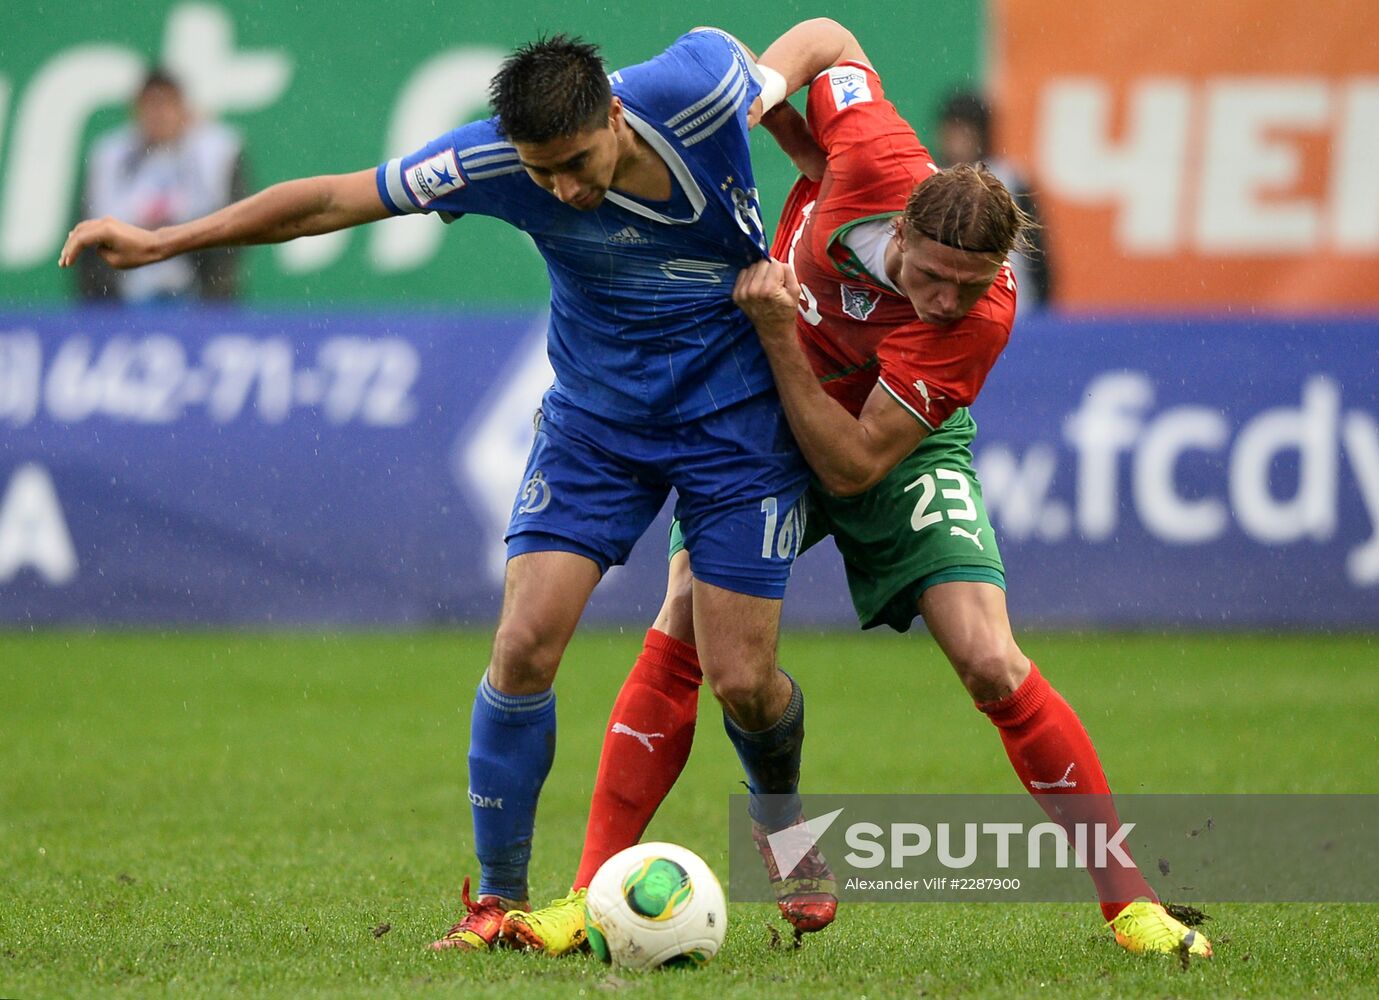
[{"x1": 61, "y1": 28, "x2": 814, "y2": 950}]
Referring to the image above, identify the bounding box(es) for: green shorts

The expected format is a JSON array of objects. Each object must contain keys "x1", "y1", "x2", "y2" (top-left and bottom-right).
[{"x1": 669, "y1": 408, "x2": 1005, "y2": 633}]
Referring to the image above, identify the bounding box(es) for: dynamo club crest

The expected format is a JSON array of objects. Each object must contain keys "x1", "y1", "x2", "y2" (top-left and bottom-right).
[{"x1": 516, "y1": 470, "x2": 552, "y2": 515}]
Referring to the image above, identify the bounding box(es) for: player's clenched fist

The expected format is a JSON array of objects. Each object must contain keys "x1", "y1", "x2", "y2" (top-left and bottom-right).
[
  {"x1": 58, "y1": 217, "x2": 164, "y2": 270},
  {"x1": 732, "y1": 258, "x2": 800, "y2": 341}
]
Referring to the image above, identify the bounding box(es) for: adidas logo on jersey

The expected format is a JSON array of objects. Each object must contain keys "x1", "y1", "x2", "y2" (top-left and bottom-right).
[{"x1": 609, "y1": 225, "x2": 649, "y2": 245}]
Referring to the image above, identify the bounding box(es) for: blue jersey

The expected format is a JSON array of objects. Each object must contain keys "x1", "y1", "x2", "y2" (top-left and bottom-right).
[{"x1": 375, "y1": 29, "x2": 773, "y2": 425}]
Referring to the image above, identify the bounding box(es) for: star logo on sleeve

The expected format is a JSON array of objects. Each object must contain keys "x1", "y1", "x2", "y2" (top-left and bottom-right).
[
  {"x1": 405, "y1": 148, "x2": 465, "y2": 207},
  {"x1": 829, "y1": 68, "x2": 873, "y2": 111}
]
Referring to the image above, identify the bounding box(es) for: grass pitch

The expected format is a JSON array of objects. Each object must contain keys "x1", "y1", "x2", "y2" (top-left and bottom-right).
[{"x1": 2, "y1": 630, "x2": 1376, "y2": 998}]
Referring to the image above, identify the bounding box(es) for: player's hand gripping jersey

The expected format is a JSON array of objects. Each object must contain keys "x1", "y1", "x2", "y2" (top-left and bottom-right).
[
  {"x1": 770, "y1": 63, "x2": 1018, "y2": 428},
  {"x1": 376, "y1": 30, "x2": 773, "y2": 425}
]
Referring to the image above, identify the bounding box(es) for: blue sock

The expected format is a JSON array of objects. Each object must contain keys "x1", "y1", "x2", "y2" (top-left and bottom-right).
[
  {"x1": 467, "y1": 675, "x2": 556, "y2": 901},
  {"x1": 723, "y1": 672, "x2": 805, "y2": 832}
]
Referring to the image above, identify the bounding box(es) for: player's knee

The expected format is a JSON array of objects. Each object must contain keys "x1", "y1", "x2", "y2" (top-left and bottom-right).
[
  {"x1": 951, "y1": 641, "x2": 1029, "y2": 703},
  {"x1": 488, "y1": 619, "x2": 563, "y2": 692},
  {"x1": 705, "y1": 669, "x2": 774, "y2": 725}
]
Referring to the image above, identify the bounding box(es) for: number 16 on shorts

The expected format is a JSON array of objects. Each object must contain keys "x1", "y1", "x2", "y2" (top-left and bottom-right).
[{"x1": 760, "y1": 496, "x2": 806, "y2": 560}]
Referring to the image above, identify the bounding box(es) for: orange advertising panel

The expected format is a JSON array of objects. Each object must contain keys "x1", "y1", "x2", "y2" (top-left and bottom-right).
[{"x1": 994, "y1": 0, "x2": 1379, "y2": 309}]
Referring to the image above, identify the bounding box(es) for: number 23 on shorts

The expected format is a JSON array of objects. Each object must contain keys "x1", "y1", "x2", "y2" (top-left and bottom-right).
[{"x1": 904, "y1": 468, "x2": 976, "y2": 531}]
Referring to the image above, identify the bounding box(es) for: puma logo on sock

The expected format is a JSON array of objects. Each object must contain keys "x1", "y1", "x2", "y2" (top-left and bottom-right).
[
  {"x1": 611, "y1": 722, "x2": 666, "y2": 752},
  {"x1": 1029, "y1": 763, "x2": 1078, "y2": 789}
]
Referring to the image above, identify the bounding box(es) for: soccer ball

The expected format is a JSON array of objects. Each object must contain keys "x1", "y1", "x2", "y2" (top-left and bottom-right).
[{"x1": 583, "y1": 841, "x2": 727, "y2": 970}]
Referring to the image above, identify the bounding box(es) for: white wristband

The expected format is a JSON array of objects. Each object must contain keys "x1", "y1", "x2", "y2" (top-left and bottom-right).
[{"x1": 757, "y1": 65, "x2": 788, "y2": 113}]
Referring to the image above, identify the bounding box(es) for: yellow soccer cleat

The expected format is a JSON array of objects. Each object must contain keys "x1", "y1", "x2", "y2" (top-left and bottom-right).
[
  {"x1": 501, "y1": 887, "x2": 589, "y2": 956},
  {"x1": 1109, "y1": 900, "x2": 1212, "y2": 959}
]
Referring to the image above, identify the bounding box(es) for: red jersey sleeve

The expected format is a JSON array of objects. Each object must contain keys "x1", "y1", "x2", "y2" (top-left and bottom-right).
[
  {"x1": 874, "y1": 267, "x2": 1018, "y2": 429},
  {"x1": 802, "y1": 62, "x2": 937, "y2": 263},
  {"x1": 806, "y1": 62, "x2": 933, "y2": 165}
]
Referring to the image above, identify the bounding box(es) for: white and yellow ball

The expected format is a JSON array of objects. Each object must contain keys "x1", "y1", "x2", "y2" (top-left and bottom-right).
[{"x1": 583, "y1": 842, "x2": 727, "y2": 970}]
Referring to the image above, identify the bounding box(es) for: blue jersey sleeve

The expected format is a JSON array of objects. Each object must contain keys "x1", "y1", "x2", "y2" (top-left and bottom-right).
[
  {"x1": 615, "y1": 28, "x2": 764, "y2": 145},
  {"x1": 374, "y1": 118, "x2": 524, "y2": 221}
]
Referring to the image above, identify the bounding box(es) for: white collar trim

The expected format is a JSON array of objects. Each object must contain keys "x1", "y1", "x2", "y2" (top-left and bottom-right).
[{"x1": 604, "y1": 108, "x2": 706, "y2": 225}]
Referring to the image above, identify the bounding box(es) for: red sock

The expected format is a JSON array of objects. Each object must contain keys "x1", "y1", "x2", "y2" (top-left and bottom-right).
[
  {"x1": 572, "y1": 628, "x2": 702, "y2": 889},
  {"x1": 978, "y1": 662, "x2": 1155, "y2": 922}
]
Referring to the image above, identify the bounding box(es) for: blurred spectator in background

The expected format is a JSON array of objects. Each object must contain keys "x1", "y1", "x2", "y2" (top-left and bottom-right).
[
  {"x1": 937, "y1": 90, "x2": 1053, "y2": 313},
  {"x1": 76, "y1": 69, "x2": 246, "y2": 303}
]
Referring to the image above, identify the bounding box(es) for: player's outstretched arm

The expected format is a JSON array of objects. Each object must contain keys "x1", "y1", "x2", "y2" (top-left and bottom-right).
[
  {"x1": 748, "y1": 19, "x2": 867, "y2": 181},
  {"x1": 58, "y1": 169, "x2": 389, "y2": 271},
  {"x1": 734, "y1": 260, "x2": 926, "y2": 497},
  {"x1": 757, "y1": 18, "x2": 869, "y2": 98}
]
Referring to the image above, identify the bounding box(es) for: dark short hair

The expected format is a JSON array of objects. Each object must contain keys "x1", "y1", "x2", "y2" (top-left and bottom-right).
[
  {"x1": 489, "y1": 34, "x2": 612, "y2": 143},
  {"x1": 939, "y1": 91, "x2": 989, "y2": 131},
  {"x1": 938, "y1": 90, "x2": 991, "y2": 156},
  {"x1": 904, "y1": 163, "x2": 1034, "y2": 258},
  {"x1": 138, "y1": 68, "x2": 183, "y2": 98}
]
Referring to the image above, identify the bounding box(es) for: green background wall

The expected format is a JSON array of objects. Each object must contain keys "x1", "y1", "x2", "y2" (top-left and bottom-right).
[{"x1": 0, "y1": 1, "x2": 982, "y2": 306}]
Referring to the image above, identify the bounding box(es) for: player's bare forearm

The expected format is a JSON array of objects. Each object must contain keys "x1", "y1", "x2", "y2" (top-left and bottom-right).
[
  {"x1": 735, "y1": 260, "x2": 922, "y2": 496},
  {"x1": 170, "y1": 172, "x2": 388, "y2": 250},
  {"x1": 760, "y1": 324, "x2": 878, "y2": 495},
  {"x1": 759, "y1": 326, "x2": 923, "y2": 497},
  {"x1": 59, "y1": 169, "x2": 386, "y2": 270},
  {"x1": 760, "y1": 104, "x2": 827, "y2": 182},
  {"x1": 757, "y1": 18, "x2": 868, "y2": 96}
]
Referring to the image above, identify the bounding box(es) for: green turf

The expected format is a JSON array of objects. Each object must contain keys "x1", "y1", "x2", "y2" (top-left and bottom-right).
[{"x1": 2, "y1": 630, "x2": 1376, "y2": 998}]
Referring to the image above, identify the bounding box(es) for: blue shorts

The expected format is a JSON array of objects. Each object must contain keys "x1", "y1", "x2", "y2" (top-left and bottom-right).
[{"x1": 505, "y1": 389, "x2": 808, "y2": 599}]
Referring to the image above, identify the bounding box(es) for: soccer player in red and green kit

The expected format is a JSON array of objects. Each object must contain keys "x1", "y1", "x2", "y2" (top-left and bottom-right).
[{"x1": 504, "y1": 18, "x2": 1211, "y2": 961}]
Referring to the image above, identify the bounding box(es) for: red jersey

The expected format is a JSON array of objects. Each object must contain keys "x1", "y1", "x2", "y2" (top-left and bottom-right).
[{"x1": 769, "y1": 63, "x2": 1017, "y2": 427}]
